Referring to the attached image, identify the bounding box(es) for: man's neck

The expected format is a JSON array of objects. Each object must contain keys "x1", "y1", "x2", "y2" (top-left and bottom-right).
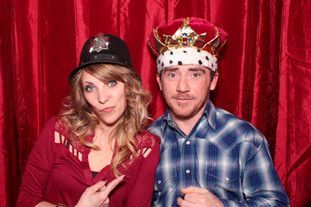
[{"x1": 171, "y1": 107, "x2": 206, "y2": 136}]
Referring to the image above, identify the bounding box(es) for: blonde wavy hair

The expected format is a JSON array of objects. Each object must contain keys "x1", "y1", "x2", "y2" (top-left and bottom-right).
[{"x1": 59, "y1": 64, "x2": 151, "y2": 176}]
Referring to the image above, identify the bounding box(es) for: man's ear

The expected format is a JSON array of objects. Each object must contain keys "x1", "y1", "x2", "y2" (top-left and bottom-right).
[
  {"x1": 210, "y1": 72, "x2": 219, "y2": 91},
  {"x1": 156, "y1": 74, "x2": 163, "y2": 91}
]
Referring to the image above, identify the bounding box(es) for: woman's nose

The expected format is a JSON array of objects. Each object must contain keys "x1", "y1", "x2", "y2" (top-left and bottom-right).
[{"x1": 98, "y1": 92, "x2": 109, "y2": 104}]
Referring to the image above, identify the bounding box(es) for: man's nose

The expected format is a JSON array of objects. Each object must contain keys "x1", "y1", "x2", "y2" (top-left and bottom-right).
[{"x1": 176, "y1": 76, "x2": 190, "y2": 92}]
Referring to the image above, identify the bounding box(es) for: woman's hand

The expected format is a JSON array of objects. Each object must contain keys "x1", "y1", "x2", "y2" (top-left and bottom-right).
[{"x1": 75, "y1": 175, "x2": 124, "y2": 207}]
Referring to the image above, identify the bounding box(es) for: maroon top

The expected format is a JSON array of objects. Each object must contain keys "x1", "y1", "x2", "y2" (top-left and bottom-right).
[{"x1": 17, "y1": 117, "x2": 160, "y2": 207}]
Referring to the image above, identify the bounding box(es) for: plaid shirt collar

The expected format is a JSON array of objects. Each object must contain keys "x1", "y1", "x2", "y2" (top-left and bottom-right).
[{"x1": 161, "y1": 100, "x2": 217, "y2": 135}]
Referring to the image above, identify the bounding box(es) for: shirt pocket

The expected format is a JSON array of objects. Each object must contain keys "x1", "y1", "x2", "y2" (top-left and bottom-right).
[{"x1": 204, "y1": 160, "x2": 241, "y2": 194}]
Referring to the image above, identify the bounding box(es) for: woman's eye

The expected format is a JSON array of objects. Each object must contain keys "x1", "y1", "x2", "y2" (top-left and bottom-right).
[
  {"x1": 107, "y1": 80, "x2": 117, "y2": 87},
  {"x1": 84, "y1": 85, "x2": 94, "y2": 92}
]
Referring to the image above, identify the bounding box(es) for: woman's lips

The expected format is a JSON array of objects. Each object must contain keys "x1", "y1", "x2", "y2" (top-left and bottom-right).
[{"x1": 100, "y1": 107, "x2": 114, "y2": 113}]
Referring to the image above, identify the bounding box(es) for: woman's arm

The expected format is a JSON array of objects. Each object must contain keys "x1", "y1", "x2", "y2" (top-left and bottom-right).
[
  {"x1": 17, "y1": 118, "x2": 57, "y2": 206},
  {"x1": 125, "y1": 134, "x2": 161, "y2": 207},
  {"x1": 35, "y1": 201, "x2": 58, "y2": 207}
]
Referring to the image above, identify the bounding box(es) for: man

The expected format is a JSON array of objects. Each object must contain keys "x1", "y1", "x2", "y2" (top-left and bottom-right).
[{"x1": 148, "y1": 17, "x2": 289, "y2": 207}]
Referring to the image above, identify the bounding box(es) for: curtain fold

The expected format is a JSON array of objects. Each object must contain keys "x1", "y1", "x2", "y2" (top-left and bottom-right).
[
  {"x1": 0, "y1": 0, "x2": 310, "y2": 206},
  {"x1": 275, "y1": 1, "x2": 311, "y2": 206}
]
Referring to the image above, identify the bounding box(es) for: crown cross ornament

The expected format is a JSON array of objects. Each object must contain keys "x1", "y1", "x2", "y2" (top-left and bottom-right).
[
  {"x1": 89, "y1": 34, "x2": 110, "y2": 53},
  {"x1": 169, "y1": 18, "x2": 206, "y2": 47}
]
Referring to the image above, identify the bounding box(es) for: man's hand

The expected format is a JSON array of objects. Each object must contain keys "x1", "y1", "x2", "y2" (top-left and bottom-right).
[
  {"x1": 75, "y1": 175, "x2": 124, "y2": 207},
  {"x1": 177, "y1": 186, "x2": 224, "y2": 207}
]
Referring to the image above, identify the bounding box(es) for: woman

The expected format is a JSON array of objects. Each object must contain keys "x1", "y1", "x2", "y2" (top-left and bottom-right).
[{"x1": 17, "y1": 34, "x2": 160, "y2": 207}]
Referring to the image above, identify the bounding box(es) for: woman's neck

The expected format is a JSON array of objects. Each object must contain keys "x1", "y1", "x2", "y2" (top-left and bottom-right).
[{"x1": 93, "y1": 125, "x2": 115, "y2": 150}]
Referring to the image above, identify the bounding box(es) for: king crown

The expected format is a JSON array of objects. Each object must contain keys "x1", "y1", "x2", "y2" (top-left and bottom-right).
[{"x1": 154, "y1": 18, "x2": 223, "y2": 56}]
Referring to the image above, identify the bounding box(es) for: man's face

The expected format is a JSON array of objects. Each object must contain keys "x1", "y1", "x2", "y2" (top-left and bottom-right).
[{"x1": 157, "y1": 65, "x2": 218, "y2": 121}]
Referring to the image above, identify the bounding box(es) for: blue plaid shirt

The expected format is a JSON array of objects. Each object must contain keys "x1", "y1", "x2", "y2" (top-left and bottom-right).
[{"x1": 148, "y1": 101, "x2": 289, "y2": 207}]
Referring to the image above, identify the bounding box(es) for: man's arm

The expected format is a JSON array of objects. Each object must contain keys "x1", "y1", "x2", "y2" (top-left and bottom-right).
[{"x1": 178, "y1": 129, "x2": 289, "y2": 207}]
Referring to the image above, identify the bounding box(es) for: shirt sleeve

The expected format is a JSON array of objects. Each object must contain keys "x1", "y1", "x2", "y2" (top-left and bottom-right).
[
  {"x1": 17, "y1": 117, "x2": 57, "y2": 207},
  {"x1": 125, "y1": 134, "x2": 160, "y2": 207},
  {"x1": 221, "y1": 128, "x2": 289, "y2": 207}
]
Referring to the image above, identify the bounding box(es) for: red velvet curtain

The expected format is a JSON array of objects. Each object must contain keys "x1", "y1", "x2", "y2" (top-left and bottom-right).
[{"x1": 0, "y1": 0, "x2": 310, "y2": 206}]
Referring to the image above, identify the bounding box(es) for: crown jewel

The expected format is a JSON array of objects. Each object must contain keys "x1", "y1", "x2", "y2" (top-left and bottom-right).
[{"x1": 167, "y1": 18, "x2": 206, "y2": 47}]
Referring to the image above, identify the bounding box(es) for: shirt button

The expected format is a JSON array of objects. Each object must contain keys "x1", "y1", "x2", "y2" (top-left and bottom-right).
[
  {"x1": 186, "y1": 169, "x2": 191, "y2": 174},
  {"x1": 185, "y1": 141, "x2": 191, "y2": 145},
  {"x1": 225, "y1": 177, "x2": 230, "y2": 181},
  {"x1": 157, "y1": 180, "x2": 162, "y2": 184}
]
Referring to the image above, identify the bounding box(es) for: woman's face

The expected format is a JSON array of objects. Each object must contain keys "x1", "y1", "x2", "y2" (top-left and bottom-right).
[{"x1": 81, "y1": 71, "x2": 126, "y2": 128}]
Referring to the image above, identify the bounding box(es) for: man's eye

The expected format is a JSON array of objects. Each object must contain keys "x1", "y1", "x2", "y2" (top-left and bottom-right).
[
  {"x1": 84, "y1": 85, "x2": 94, "y2": 92},
  {"x1": 192, "y1": 72, "x2": 202, "y2": 78},
  {"x1": 167, "y1": 73, "x2": 176, "y2": 78},
  {"x1": 107, "y1": 80, "x2": 117, "y2": 87}
]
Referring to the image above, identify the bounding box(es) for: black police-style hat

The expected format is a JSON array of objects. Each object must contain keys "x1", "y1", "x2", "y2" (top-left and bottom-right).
[{"x1": 69, "y1": 33, "x2": 133, "y2": 81}]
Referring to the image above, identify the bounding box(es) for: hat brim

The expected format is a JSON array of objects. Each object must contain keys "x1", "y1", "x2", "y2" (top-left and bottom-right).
[{"x1": 68, "y1": 59, "x2": 132, "y2": 82}]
